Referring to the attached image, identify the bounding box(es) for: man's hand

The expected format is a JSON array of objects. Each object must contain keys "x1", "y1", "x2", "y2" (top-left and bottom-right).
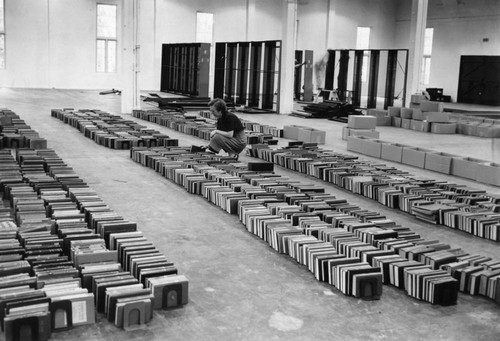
[{"x1": 210, "y1": 130, "x2": 217, "y2": 138}]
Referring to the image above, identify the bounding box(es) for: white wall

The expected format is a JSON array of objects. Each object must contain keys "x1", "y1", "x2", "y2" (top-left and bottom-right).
[
  {"x1": 395, "y1": 0, "x2": 500, "y2": 101},
  {"x1": 1, "y1": 0, "x2": 50, "y2": 88},
  {"x1": 0, "y1": 0, "x2": 121, "y2": 89},
  {"x1": 1, "y1": 0, "x2": 499, "y2": 105},
  {"x1": 297, "y1": 0, "x2": 398, "y2": 90}
]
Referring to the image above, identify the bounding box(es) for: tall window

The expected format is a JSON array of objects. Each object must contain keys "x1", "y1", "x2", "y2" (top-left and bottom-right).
[
  {"x1": 421, "y1": 28, "x2": 434, "y2": 85},
  {"x1": 96, "y1": 4, "x2": 117, "y2": 73},
  {"x1": 0, "y1": 0, "x2": 5, "y2": 69},
  {"x1": 356, "y1": 27, "x2": 371, "y2": 82},
  {"x1": 196, "y1": 12, "x2": 213, "y2": 43}
]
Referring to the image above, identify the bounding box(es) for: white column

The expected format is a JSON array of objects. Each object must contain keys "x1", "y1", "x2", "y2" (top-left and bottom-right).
[
  {"x1": 246, "y1": 0, "x2": 256, "y2": 41},
  {"x1": 406, "y1": 0, "x2": 428, "y2": 105},
  {"x1": 279, "y1": 0, "x2": 297, "y2": 114},
  {"x1": 325, "y1": 0, "x2": 331, "y2": 50},
  {"x1": 121, "y1": 0, "x2": 141, "y2": 114}
]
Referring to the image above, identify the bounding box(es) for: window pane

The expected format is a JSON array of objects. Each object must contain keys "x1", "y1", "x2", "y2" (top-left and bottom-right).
[
  {"x1": 0, "y1": 0, "x2": 4, "y2": 32},
  {"x1": 97, "y1": 4, "x2": 116, "y2": 38},
  {"x1": 96, "y1": 39, "x2": 106, "y2": 72},
  {"x1": 362, "y1": 55, "x2": 369, "y2": 82},
  {"x1": 0, "y1": 34, "x2": 4, "y2": 69},
  {"x1": 107, "y1": 40, "x2": 116, "y2": 73},
  {"x1": 424, "y1": 28, "x2": 433, "y2": 55},
  {"x1": 196, "y1": 12, "x2": 213, "y2": 43},
  {"x1": 421, "y1": 57, "x2": 431, "y2": 85},
  {"x1": 356, "y1": 27, "x2": 370, "y2": 50}
]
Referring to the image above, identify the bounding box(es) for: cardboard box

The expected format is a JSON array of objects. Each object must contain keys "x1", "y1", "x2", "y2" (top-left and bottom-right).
[
  {"x1": 476, "y1": 162, "x2": 500, "y2": 186},
  {"x1": 342, "y1": 127, "x2": 380, "y2": 140},
  {"x1": 430, "y1": 123, "x2": 457, "y2": 134},
  {"x1": 411, "y1": 94, "x2": 427, "y2": 104},
  {"x1": 388, "y1": 106, "x2": 401, "y2": 117},
  {"x1": 457, "y1": 121, "x2": 480, "y2": 136},
  {"x1": 410, "y1": 120, "x2": 425, "y2": 131},
  {"x1": 392, "y1": 117, "x2": 402, "y2": 127},
  {"x1": 347, "y1": 136, "x2": 382, "y2": 158},
  {"x1": 309, "y1": 129, "x2": 326, "y2": 144},
  {"x1": 297, "y1": 128, "x2": 313, "y2": 143},
  {"x1": 401, "y1": 118, "x2": 411, "y2": 129},
  {"x1": 420, "y1": 100, "x2": 444, "y2": 112},
  {"x1": 412, "y1": 109, "x2": 425, "y2": 121},
  {"x1": 376, "y1": 116, "x2": 392, "y2": 126},
  {"x1": 381, "y1": 143, "x2": 409, "y2": 163},
  {"x1": 346, "y1": 136, "x2": 365, "y2": 154},
  {"x1": 361, "y1": 138, "x2": 383, "y2": 158},
  {"x1": 347, "y1": 115, "x2": 377, "y2": 129},
  {"x1": 283, "y1": 125, "x2": 307, "y2": 140},
  {"x1": 451, "y1": 156, "x2": 487, "y2": 180},
  {"x1": 400, "y1": 108, "x2": 413, "y2": 119},
  {"x1": 402, "y1": 147, "x2": 432, "y2": 168},
  {"x1": 477, "y1": 124, "x2": 500, "y2": 138},
  {"x1": 298, "y1": 128, "x2": 326, "y2": 144},
  {"x1": 424, "y1": 112, "x2": 450, "y2": 123},
  {"x1": 424, "y1": 152, "x2": 456, "y2": 174},
  {"x1": 409, "y1": 103, "x2": 420, "y2": 109}
]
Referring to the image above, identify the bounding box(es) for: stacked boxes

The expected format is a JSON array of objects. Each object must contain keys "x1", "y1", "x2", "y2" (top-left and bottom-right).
[
  {"x1": 420, "y1": 100, "x2": 444, "y2": 113},
  {"x1": 410, "y1": 93, "x2": 427, "y2": 109},
  {"x1": 343, "y1": 115, "x2": 380, "y2": 140},
  {"x1": 381, "y1": 143, "x2": 410, "y2": 163},
  {"x1": 401, "y1": 147, "x2": 432, "y2": 168},
  {"x1": 346, "y1": 136, "x2": 383, "y2": 158},
  {"x1": 298, "y1": 128, "x2": 326, "y2": 144},
  {"x1": 424, "y1": 152, "x2": 457, "y2": 174},
  {"x1": 386, "y1": 107, "x2": 500, "y2": 138},
  {"x1": 367, "y1": 109, "x2": 392, "y2": 126},
  {"x1": 476, "y1": 162, "x2": 500, "y2": 186},
  {"x1": 450, "y1": 157, "x2": 488, "y2": 180},
  {"x1": 283, "y1": 125, "x2": 326, "y2": 144}
]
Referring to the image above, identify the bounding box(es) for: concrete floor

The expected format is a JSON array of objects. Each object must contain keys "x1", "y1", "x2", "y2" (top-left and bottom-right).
[{"x1": 0, "y1": 88, "x2": 499, "y2": 341}]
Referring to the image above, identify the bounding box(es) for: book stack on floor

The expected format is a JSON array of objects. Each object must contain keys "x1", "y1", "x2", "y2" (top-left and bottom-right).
[
  {"x1": 51, "y1": 109, "x2": 179, "y2": 149},
  {"x1": 256, "y1": 143, "x2": 500, "y2": 241},
  {"x1": 0, "y1": 109, "x2": 190, "y2": 339},
  {"x1": 0, "y1": 109, "x2": 48, "y2": 149},
  {"x1": 127, "y1": 145, "x2": 500, "y2": 305}
]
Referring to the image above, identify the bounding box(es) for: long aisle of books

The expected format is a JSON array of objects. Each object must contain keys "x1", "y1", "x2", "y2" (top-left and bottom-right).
[
  {"x1": 50, "y1": 106, "x2": 500, "y2": 307},
  {"x1": 0, "y1": 109, "x2": 188, "y2": 341},
  {"x1": 128, "y1": 144, "x2": 500, "y2": 306}
]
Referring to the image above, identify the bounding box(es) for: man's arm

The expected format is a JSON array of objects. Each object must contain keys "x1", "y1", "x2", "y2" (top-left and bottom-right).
[{"x1": 211, "y1": 129, "x2": 233, "y2": 138}]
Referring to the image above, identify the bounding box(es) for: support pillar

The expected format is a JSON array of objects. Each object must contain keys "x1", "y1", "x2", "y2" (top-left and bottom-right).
[
  {"x1": 121, "y1": 0, "x2": 141, "y2": 114},
  {"x1": 406, "y1": 0, "x2": 428, "y2": 105},
  {"x1": 278, "y1": 0, "x2": 297, "y2": 114}
]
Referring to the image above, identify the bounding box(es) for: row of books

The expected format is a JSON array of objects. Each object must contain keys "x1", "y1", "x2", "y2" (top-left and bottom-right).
[
  {"x1": 252, "y1": 143, "x2": 500, "y2": 241},
  {"x1": 127, "y1": 146, "x2": 500, "y2": 305},
  {"x1": 0, "y1": 149, "x2": 92, "y2": 338},
  {"x1": 132, "y1": 109, "x2": 282, "y2": 146},
  {"x1": 0, "y1": 109, "x2": 48, "y2": 150},
  {"x1": 128, "y1": 107, "x2": 499, "y2": 241},
  {"x1": 0, "y1": 110, "x2": 190, "y2": 338},
  {"x1": 50, "y1": 109, "x2": 179, "y2": 149}
]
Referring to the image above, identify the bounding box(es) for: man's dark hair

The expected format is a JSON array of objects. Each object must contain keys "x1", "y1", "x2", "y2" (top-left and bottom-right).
[{"x1": 208, "y1": 98, "x2": 228, "y2": 115}]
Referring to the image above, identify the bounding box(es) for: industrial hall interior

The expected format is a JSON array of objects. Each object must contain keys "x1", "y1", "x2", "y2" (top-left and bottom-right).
[{"x1": 0, "y1": 0, "x2": 499, "y2": 340}]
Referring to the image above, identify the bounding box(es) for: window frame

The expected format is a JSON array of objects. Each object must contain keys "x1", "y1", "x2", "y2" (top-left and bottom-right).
[
  {"x1": 96, "y1": 3, "x2": 117, "y2": 73},
  {"x1": 195, "y1": 11, "x2": 214, "y2": 44},
  {"x1": 0, "y1": 0, "x2": 5, "y2": 69},
  {"x1": 421, "y1": 27, "x2": 434, "y2": 86},
  {"x1": 356, "y1": 26, "x2": 371, "y2": 83}
]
